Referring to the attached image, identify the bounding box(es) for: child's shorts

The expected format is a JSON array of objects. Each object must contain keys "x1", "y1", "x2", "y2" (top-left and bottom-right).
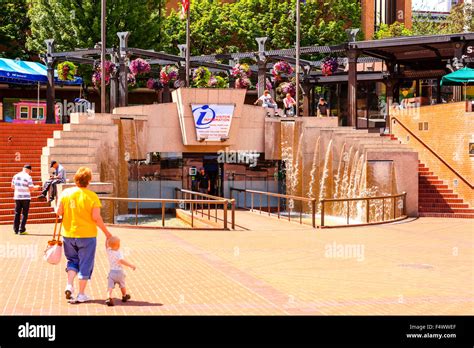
[{"x1": 108, "y1": 270, "x2": 126, "y2": 289}]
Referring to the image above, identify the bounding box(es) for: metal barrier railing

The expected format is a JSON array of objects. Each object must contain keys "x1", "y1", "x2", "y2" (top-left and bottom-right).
[
  {"x1": 100, "y1": 196, "x2": 232, "y2": 230},
  {"x1": 320, "y1": 192, "x2": 407, "y2": 227},
  {"x1": 174, "y1": 188, "x2": 236, "y2": 229},
  {"x1": 230, "y1": 187, "x2": 317, "y2": 228}
]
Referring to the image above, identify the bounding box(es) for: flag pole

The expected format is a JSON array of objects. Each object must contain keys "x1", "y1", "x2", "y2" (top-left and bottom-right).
[
  {"x1": 185, "y1": 2, "x2": 191, "y2": 87},
  {"x1": 295, "y1": 0, "x2": 301, "y2": 116},
  {"x1": 101, "y1": 0, "x2": 106, "y2": 113}
]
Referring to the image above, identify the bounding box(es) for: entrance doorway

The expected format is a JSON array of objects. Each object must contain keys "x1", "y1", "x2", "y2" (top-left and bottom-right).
[
  {"x1": 203, "y1": 155, "x2": 223, "y2": 197},
  {"x1": 182, "y1": 153, "x2": 224, "y2": 197}
]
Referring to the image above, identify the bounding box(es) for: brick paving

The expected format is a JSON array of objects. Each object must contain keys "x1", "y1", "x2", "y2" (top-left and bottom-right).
[{"x1": 0, "y1": 213, "x2": 472, "y2": 315}]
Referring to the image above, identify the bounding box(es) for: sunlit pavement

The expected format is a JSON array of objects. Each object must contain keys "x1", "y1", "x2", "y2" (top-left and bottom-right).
[{"x1": 0, "y1": 212, "x2": 472, "y2": 315}]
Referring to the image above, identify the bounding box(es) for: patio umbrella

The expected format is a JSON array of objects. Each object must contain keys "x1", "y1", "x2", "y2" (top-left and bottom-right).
[
  {"x1": 441, "y1": 67, "x2": 474, "y2": 86},
  {"x1": 441, "y1": 67, "x2": 474, "y2": 102}
]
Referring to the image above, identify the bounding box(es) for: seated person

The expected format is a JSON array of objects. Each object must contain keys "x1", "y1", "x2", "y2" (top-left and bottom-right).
[
  {"x1": 283, "y1": 93, "x2": 297, "y2": 117},
  {"x1": 39, "y1": 161, "x2": 67, "y2": 202},
  {"x1": 254, "y1": 90, "x2": 279, "y2": 116}
]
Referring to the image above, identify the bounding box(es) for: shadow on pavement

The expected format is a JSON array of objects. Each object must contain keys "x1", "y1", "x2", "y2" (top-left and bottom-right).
[{"x1": 70, "y1": 299, "x2": 164, "y2": 307}]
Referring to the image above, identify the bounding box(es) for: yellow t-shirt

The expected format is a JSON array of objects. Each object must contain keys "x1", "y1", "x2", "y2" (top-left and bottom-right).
[{"x1": 60, "y1": 187, "x2": 102, "y2": 238}]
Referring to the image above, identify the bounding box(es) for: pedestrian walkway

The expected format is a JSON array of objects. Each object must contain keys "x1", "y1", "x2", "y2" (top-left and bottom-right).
[{"x1": 0, "y1": 216, "x2": 472, "y2": 315}]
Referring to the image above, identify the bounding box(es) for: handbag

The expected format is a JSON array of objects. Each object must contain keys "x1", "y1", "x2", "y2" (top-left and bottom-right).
[{"x1": 43, "y1": 216, "x2": 63, "y2": 265}]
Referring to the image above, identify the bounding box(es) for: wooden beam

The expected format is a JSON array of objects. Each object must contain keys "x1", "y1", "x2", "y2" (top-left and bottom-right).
[{"x1": 347, "y1": 50, "x2": 358, "y2": 128}]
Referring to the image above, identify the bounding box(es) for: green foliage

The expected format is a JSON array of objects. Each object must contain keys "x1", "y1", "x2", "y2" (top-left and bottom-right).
[
  {"x1": 26, "y1": 0, "x2": 164, "y2": 53},
  {"x1": 374, "y1": 22, "x2": 412, "y2": 39},
  {"x1": 0, "y1": 0, "x2": 31, "y2": 59},
  {"x1": 395, "y1": 4, "x2": 474, "y2": 37},
  {"x1": 442, "y1": 3, "x2": 474, "y2": 33},
  {"x1": 160, "y1": 0, "x2": 361, "y2": 56}
]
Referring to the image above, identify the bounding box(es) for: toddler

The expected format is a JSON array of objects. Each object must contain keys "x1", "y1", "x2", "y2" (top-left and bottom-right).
[{"x1": 105, "y1": 236, "x2": 136, "y2": 306}]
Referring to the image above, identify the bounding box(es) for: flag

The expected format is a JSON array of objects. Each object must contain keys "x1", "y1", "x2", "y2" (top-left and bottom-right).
[{"x1": 181, "y1": 0, "x2": 190, "y2": 15}]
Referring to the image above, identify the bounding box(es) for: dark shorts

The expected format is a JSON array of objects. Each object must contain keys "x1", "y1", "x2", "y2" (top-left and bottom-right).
[{"x1": 63, "y1": 237, "x2": 97, "y2": 280}]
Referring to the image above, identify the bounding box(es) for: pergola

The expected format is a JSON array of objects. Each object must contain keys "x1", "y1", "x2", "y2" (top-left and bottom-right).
[{"x1": 43, "y1": 31, "x2": 474, "y2": 128}]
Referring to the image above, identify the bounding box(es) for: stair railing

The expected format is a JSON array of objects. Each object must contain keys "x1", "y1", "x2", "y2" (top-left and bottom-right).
[{"x1": 391, "y1": 117, "x2": 473, "y2": 189}]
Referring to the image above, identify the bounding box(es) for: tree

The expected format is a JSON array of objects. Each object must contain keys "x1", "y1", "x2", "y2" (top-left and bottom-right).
[
  {"x1": 373, "y1": 22, "x2": 412, "y2": 39},
  {"x1": 0, "y1": 0, "x2": 31, "y2": 59},
  {"x1": 160, "y1": 0, "x2": 361, "y2": 56},
  {"x1": 409, "y1": 3, "x2": 473, "y2": 36},
  {"x1": 26, "y1": 0, "x2": 164, "y2": 53}
]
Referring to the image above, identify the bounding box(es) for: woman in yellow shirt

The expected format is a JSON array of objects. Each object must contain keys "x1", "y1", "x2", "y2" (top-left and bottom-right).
[{"x1": 56, "y1": 167, "x2": 112, "y2": 303}]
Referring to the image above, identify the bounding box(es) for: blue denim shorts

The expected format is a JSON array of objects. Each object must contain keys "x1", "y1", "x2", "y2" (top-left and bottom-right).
[{"x1": 63, "y1": 237, "x2": 97, "y2": 280}]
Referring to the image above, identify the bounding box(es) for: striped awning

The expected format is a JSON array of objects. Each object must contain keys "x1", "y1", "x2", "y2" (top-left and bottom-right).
[{"x1": 0, "y1": 58, "x2": 82, "y2": 85}]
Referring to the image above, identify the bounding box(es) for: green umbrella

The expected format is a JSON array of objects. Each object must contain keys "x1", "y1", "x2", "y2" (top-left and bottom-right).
[
  {"x1": 441, "y1": 67, "x2": 474, "y2": 102},
  {"x1": 441, "y1": 67, "x2": 474, "y2": 86}
]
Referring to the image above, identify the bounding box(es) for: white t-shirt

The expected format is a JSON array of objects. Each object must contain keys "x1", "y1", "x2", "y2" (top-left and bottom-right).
[
  {"x1": 107, "y1": 248, "x2": 124, "y2": 271},
  {"x1": 12, "y1": 171, "x2": 34, "y2": 200},
  {"x1": 258, "y1": 95, "x2": 274, "y2": 105}
]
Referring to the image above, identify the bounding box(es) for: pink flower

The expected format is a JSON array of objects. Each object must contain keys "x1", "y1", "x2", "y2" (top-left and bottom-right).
[{"x1": 129, "y1": 58, "x2": 151, "y2": 75}]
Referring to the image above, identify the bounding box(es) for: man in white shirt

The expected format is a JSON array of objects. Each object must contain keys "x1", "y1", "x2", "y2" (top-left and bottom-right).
[
  {"x1": 11, "y1": 164, "x2": 40, "y2": 235},
  {"x1": 254, "y1": 90, "x2": 279, "y2": 116}
]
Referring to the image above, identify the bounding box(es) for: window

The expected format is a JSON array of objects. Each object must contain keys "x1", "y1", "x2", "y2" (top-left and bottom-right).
[
  {"x1": 19, "y1": 107, "x2": 28, "y2": 119},
  {"x1": 31, "y1": 107, "x2": 44, "y2": 119}
]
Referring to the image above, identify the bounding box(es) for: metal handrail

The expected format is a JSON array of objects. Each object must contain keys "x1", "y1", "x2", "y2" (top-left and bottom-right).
[
  {"x1": 392, "y1": 116, "x2": 473, "y2": 189},
  {"x1": 174, "y1": 188, "x2": 235, "y2": 229},
  {"x1": 230, "y1": 187, "x2": 317, "y2": 228},
  {"x1": 320, "y1": 192, "x2": 407, "y2": 227},
  {"x1": 100, "y1": 196, "x2": 231, "y2": 229}
]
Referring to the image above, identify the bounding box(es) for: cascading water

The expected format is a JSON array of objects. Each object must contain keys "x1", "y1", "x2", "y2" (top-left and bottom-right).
[
  {"x1": 281, "y1": 126, "x2": 398, "y2": 225},
  {"x1": 318, "y1": 139, "x2": 333, "y2": 213},
  {"x1": 332, "y1": 143, "x2": 346, "y2": 216},
  {"x1": 280, "y1": 121, "x2": 295, "y2": 210},
  {"x1": 307, "y1": 136, "x2": 321, "y2": 210}
]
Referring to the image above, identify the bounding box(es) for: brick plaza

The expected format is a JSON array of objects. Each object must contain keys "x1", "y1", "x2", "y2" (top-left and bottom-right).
[{"x1": 0, "y1": 212, "x2": 472, "y2": 315}]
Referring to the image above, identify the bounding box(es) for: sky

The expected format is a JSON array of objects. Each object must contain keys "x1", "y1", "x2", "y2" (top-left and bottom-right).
[{"x1": 412, "y1": 0, "x2": 460, "y2": 12}]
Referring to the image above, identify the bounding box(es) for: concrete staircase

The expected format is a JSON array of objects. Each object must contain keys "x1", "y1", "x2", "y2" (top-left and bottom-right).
[
  {"x1": 387, "y1": 134, "x2": 473, "y2": 218},
  {"x1": 41, "y1": 113, "x2": 111, "y2": 183},
  {"x1": 0, "y1": 123, "x2": 62, "y2": 225},
  {"x1": 418, "y1": 162, "x2": 474, "y2": 218}
]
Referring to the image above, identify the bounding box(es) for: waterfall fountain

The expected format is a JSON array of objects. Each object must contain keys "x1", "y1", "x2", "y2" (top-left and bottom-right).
[{"x1": 279, "y1": 120, "x2": 403, "y2": 226}]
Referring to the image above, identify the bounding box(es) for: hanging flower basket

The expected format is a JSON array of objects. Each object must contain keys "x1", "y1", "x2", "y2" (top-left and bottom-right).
[
  {"x1": 235, "y1": 77, "x2": 251, "y2": 89},
  {"x1": 129, "y1": 58, "x2": 151, "y2": 75},
  {"x1": 160, "y1": 65, "x2": 179, "y2": 85},
  {"x1": 272, "y1": 61, "x2": 294, "y2": 81},
  {"x1": 276, "y1": 81, "x2": 296, "y2": 100},
  {"x1": 57, "y1": 61, "x2": 77, "y2": 81},
  {"x1": 146, "y1": 78, "x2": 163, "y2": 90},
  {"x1": 192, "y1": 66, "x2": 212, "y2": 88},
  {"x1": 231, "y1": 63, "x2": 252, "y2": 79},
  {"x1": 321, "y1": 57, "x2": 338, "y2": 76},
  {"x1": 207, "y1": 75, "x2": 229, "y2": 88},
  {"x1": 91, "y1": 60, "x2": 116, "y2": 88},
  {"x1": 127, "y1": 73, "x2": 136, "y2": 87}
]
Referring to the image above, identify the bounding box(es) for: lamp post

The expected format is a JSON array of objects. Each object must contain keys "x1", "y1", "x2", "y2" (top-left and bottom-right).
[
  {"x1": 101, "y1": 0, "x2": 106, "y2": 113},
  {"x1": 295, "y1": 0, "x2": 301, "y2": 116},
  {"x1": 185, "y1": 4, "x2": 191, "y2": 87}
]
